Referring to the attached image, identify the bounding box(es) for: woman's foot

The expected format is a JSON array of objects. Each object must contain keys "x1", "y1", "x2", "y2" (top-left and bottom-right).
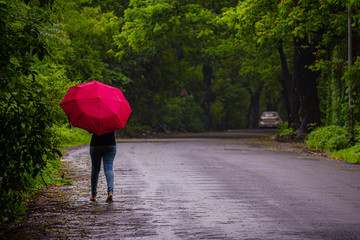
[
  {"x1": 106, "y1": 193, "x2": 113, "y2": 202},
  {"x1": 90, "y1": 196, "x2": 96, "y2": 201}
]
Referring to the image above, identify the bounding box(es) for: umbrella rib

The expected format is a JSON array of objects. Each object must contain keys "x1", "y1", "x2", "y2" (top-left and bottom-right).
[
  {"x1": 71, "y1": 111, "x2": 85, "y2": 127},
  {"x1": 115, "y1": 101, "x2": 131, "y2": 128}
]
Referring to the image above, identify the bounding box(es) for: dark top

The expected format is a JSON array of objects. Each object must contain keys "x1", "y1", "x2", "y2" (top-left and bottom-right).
[{"x1": 90, "y1": 131, "x2": 116, "y2": 146}]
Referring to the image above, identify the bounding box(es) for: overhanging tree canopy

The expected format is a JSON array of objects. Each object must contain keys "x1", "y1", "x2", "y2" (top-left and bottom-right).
[{"x1": 221, "y1": 0, "x2": 358, "y2": 135}]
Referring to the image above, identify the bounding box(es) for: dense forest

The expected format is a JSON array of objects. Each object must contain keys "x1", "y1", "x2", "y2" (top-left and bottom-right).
[{"x1": 1, "y1": 0, "x2": 360, "y2": 223}]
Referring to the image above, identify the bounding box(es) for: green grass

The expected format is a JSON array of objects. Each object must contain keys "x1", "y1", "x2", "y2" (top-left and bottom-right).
[
  {"x1": 330, "y1": 144, "x2": 360, "y2": 164},
  {"x1": 53, "y1": 125, "x2": 92, "y2": 147},
  {"x1": 23, "y1": 157, "x2": 72, "y2": 199},
  {"x1": 304, "y1": 125, "x2": 359, "y2": 164}
]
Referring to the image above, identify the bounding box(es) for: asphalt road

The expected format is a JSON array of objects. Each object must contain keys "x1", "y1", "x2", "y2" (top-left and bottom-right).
[
  {"x1": 4, "y1": 130, "x2": 360, "y2": 239},
  {"x1": 109, "y1": 135, "x2": 360, "y2": 240}
]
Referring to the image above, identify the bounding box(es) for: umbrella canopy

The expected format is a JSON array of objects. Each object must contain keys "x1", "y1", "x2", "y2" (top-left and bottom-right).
[{"x1": 61, "y1": 80, "x2": 132, "y2": 135}]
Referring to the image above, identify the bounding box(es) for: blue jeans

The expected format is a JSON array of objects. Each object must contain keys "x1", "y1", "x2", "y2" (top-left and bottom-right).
[{"x1": 90, "y1": 145, "x2": 117, "y2": 197}]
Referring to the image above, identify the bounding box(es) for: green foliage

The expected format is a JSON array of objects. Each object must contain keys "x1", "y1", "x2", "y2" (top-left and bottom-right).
[
  {"x1": 330, "y1": 145, "x2": 360, "y2": 164},
  {"x1": 52, "y1": 125, "x2": 91, "y2": 148},
  {"x1": 123, "y1": 120, "x2": 152, "y2": 137},
  {"x1": 316, "y1": 55, "x2": 343, "y2": 126},
  {"x1": 327, "y1": 126, "x2": 360, "y2": 164},
  {"x1": 160, "y1": 96, "x2": 204, "y2": 132},
  {"x1": 79, "y1": 0, "x2": 130, "y2": 17},
  {"x1": 275, "y1": 122, "x2": 295, "y2": 137},
  {"x1": 0, "y1": 153, "x2": 71, "y2": 223},
  {"x1": 306, "y1": 126, "x2": 351, "y2": 151},
  {"x1": 211, "y1": 77, "x2": 250, "y2": 129},
  {"x1": 220, "y1": 0, "x2": 360, "y2": 132},
  {"x1": 33, "y1": 63, "x2": 82, "y2": 124},
  {"x1": 210, "y1": 99, "x2": 226, "y2": 130},
  {"x1": 223, "y1": 0, "x2": 348, "y2": 46},
  {"x1": 113, "y1": 0, "x2": 240, "y2": 129},
  {"x1": 0, "y1": 1, "x2": 63, "y2": 223},
  {"x1": 342, "y1": 58, "x2": 360, "y2": 124},
  {"x1": 53, "y1": 4, "x2": 123, "y2": 83},
  {"x1": 23, "y1": 154, "x2": 72, "y2": 198}
]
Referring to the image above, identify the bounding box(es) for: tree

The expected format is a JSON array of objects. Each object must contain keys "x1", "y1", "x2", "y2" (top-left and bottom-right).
[
  {"x1": 222, "y1": 0, "x2": 357, "y2": 136},
  {"x1": 80, "y1": 0, "x2": 130, "y2": 17},
  {"x1": 0, "y1": 0, "x2": 61, "y2": 222},
  {"x1": 113, "y1": 0, "x2": 227, "y2": 127},
  {"x1": 52, "y1": 2, "x2": 122, "y2": 83}
]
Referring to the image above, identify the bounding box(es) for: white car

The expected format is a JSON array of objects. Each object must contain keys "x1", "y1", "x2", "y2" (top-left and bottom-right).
[{"x1": 259, "y1": 111, "x2": 283, "y2": 128}]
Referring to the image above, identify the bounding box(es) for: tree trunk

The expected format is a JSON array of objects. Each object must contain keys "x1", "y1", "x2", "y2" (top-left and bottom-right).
[
  {"x1": 201, "y1": 64, "x2": 216, "y2": 127},
  {"x1": 277, "y1": 39, "x2": 299, "y2": 127},
  {"x1": 247, "y1": 84, "x2": 263, "y2": 129},
  {"x1": 246, "y1": 89, "x2": 253, "y2": 129},
  {"x1": 292, "y1": 37, "x2": 321, "y2": 137}
]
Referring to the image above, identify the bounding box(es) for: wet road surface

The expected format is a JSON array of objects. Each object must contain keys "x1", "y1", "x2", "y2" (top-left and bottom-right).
[{"x1": 3, "y1": 131, "x2": 360, "y2": 239}]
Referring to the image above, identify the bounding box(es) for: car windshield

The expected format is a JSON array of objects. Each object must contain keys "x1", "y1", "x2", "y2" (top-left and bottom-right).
[{"x1": 262, "y1": 113, "x2": 278, "y2": 117}]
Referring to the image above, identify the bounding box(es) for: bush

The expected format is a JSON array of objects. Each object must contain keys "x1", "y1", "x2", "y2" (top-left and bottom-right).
[
  {"x1": 275, "y1": 122, "x2": 295, "y2": 137},
  {"x1": 353, "y1": 125, "x2": 360, "y2": 143},
  {"x1": 121, "y1": 120, "x2": 152, "y2": 137},
  {"x1": 0, "y1": 1, "x2": 64, "y2": 223},
  {"x1": 162, "y1": 100, "x2": 185, "y2": 130},
  {"x1": 160, "y1": 96, "x2": 204, "y2": 132},
  {"x1": 306, "y1": 125, "x2": 350, "y2": 151},
  {"x1": 0, "y1": 82, "x2": 62, "y2": 223},
  {"x1": 330, "y1": 144, "x2": 360, "y2": 164}
]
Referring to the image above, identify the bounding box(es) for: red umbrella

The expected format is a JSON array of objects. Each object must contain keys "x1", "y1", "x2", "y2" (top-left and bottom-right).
[{"x1": 60, "y1": 80, "x2": 132, "y2": 135}]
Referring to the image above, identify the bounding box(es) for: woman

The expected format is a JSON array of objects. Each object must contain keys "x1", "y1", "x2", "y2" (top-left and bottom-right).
[{"x1": 89, "y1": 131, "x2": 116, "y2": 202}]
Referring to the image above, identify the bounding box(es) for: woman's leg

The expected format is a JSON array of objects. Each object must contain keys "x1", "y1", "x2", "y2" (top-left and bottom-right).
[
  {"x1": 90, "y1": 146, "x2": 102, "y2": 197},
  {"x1": 102, "y1": 145, "x2": 117, "y2": 195}
]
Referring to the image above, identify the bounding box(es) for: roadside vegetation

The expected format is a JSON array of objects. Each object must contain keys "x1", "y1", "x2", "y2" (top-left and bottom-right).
[
  {"x1": 306, "y1": 125, "x2": 360, "y2": 164},
  {"x1": 53, "y1": 125, "x2": 92, "y2": 148},
  {"x1": 276, "y1": 124, "x2": 360, "y2": 164}
]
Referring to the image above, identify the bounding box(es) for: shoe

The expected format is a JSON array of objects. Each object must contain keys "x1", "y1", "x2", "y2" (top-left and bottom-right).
[
  {"x1": 90, "y1": 196, "x2": 96, "y2": 201},
  {"x1": 106, "y1": 193, "x2": 113, "y2": 202}
]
